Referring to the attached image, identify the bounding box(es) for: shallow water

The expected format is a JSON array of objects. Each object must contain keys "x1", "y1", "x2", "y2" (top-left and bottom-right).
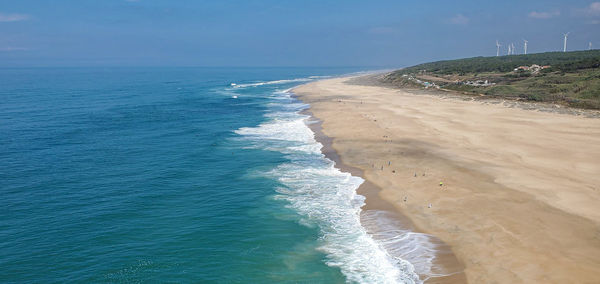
[{"x1": 1, "y1": 67, "x2": 424, "y2": 283}]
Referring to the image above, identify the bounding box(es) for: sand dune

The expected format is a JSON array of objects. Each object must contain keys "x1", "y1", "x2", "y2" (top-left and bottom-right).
[{"x1": 293, "y1": 76, "x2": 600, "y2": 283}]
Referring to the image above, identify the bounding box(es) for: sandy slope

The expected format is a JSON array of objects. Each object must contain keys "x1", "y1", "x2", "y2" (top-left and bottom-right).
[{"x1": 293, "y1": 76, "x2": 600, "y2": 283}]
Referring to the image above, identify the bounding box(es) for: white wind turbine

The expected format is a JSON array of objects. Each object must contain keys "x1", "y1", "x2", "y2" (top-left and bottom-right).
[
  {"x1": 590, "y1": 42, "x2": 593, "y2": 50},
  {"x1": 563, "y1": 32, "x2": 570, "y2": 52},
  {"x1": 507, "y1": 43, "x2": 512, "y2": 55},
  {"x1": 496, "y1": 40, "x2": 501, "y2": 56},
  {"x1": 523, "y1": 39, "x2": 528, "y2": 55},
  {"x1": 512, "y1": 43, "x2": 516, "y2": 55}
]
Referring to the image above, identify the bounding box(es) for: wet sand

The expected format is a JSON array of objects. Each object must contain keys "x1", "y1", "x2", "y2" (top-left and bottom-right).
[
  {"x1": 303, "y1": 112, "x2": 466, "y2": 283},
  {"x1": 293, "y1": 76, "x2": 600, "y2": 283}
]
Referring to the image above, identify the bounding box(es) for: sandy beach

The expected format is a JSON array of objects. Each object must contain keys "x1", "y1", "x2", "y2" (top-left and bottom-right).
[{"x1": 293, "y1": 75, "x2": 600, "y2": 283}]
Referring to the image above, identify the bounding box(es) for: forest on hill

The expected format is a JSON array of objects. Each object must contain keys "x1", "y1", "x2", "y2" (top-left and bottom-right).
[{"x1": 383, "y1": 50, "x2": 600, "y2": 109}]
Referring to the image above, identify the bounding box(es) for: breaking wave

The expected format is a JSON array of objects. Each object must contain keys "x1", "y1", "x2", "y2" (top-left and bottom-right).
[{"x1": 235, "y1": 88, "x2": 421, "y2": 283}]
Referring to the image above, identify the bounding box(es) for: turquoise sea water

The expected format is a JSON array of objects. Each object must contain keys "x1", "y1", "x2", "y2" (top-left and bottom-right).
[{"x1": 1, "y1": 67, "x2": 422, "y2": 283}]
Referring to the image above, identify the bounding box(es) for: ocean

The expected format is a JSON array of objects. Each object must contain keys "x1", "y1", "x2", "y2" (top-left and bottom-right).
[{"x1": 1, "y1": 67, "x2": 422, "y2": 283}]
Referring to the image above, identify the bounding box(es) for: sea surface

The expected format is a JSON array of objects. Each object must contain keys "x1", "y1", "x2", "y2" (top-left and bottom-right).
[{"x1": 1, "y1": 67, "x2": 423, "y2": 283}]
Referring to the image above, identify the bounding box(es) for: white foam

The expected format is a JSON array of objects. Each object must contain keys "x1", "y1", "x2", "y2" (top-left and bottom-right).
[
  {"x1": 232, "y1": 78, "x2": 313, "y2": 88},
  {"x1": 236, "y1": 117, "x2": 315, "y2": 145},
  {"x1": 361, "y1": 210, "x2": 458, "y2": 281},
  {"x1": 274, "y1": 87, "x2": 294, "y2": 94},
  {"x1": 235, "y1": 87, "x2": 422, "y2": 283},
  {"x1": 270, "y1": 163, "x2": 419, "y2": 283}
]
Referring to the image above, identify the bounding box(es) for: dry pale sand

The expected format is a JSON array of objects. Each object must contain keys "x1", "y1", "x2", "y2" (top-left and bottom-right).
[{"x1": 293, "y1": 76, "x2": 600, "y2": 283}]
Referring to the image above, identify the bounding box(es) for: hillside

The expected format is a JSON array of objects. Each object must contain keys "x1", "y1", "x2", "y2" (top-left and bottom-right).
[{"x1": 382, "y1": 50, "x2": 600, "y2": 109}]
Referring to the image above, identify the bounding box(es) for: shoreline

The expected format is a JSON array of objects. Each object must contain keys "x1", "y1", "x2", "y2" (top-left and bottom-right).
[
  {"x1": 292, "y1": 74, "x2": 600, "y2": 283},
  {"x1": 300, "y1": 107, "x2": 467, "y2": 283}
]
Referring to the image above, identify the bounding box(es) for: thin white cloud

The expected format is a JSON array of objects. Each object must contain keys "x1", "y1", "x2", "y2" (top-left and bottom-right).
[
  {"x1": 450, "y1": 14, "x2": 469, "y2": 25},
  {"x1": 573, "y1": 2, "x2": 600, "y2": 18},
  {"x1": 528, "y1": 10, "x2": 560, "y2": 19},
  {"x1": 587, "y1": 2, "x2": 600, "y2": 15},
  {"x1": 0, "y1": 47, "x2": 29, "y2": 52},
  {"x1": 0, "y1": 13, "x2": 30, "y2": 22}
]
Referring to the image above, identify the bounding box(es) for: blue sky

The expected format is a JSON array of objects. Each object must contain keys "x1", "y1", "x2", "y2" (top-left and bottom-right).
[{"x1": 1, "y1": 0, "x2": 599, "y2": 67}]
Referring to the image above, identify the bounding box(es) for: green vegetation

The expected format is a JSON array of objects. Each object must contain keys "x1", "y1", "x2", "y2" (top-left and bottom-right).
[
  {"x1": 391, "y1": 50, "x2": 600, "y2": 75},
  {"x1": 383, "y1": 50, "x2": 600, "y2": 109}
]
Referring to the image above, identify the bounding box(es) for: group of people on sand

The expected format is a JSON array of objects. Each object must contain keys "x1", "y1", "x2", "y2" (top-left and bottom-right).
[{"x1": 373, "y1": 160, "x2": 445, "y2": 209}]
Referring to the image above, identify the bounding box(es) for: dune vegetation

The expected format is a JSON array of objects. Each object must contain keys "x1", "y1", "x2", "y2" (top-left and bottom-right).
[{"x1": 383, "y1": 50, "x2": 600, "y2": 109}]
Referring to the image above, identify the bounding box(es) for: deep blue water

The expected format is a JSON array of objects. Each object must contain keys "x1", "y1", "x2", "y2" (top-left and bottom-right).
[{"x1": 1, "y1": 67, "x2": 421, "y2": 283}]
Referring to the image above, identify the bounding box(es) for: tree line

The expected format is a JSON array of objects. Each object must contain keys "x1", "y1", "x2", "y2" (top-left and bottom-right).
[{"x1": 392, "y1": 50, "x2": 600, "y2": 75}]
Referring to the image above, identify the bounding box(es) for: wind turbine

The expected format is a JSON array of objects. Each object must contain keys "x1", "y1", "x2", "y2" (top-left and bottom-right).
[
  {"x1": 507, "y1": 43, "x2": 511, "y2": 55},
  {"x1": 523, "y1": 39, "x2": 528, "y2": 55},
  {"x1": 590, "y1": 42, "x2": 593, "y2": 50},
  {"x1": 563, "y1": 32, "x2": 570, "y2": 52},
  {"x1": 512, "y1": 43, "x2": 516, "y2": 55},
  {"x1": 496, "y1": 40, "x2": 501, "y2": 56}
]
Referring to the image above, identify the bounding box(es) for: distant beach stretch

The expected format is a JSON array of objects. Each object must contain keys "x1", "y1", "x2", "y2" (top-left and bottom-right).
[{"x1": 293, "y1": 74, "x2": 600, "y2": 283}]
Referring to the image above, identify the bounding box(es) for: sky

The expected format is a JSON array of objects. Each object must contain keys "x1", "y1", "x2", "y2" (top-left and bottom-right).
[{"x1": 1, "y1": 0, "x2": 599, "y2": 67}]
